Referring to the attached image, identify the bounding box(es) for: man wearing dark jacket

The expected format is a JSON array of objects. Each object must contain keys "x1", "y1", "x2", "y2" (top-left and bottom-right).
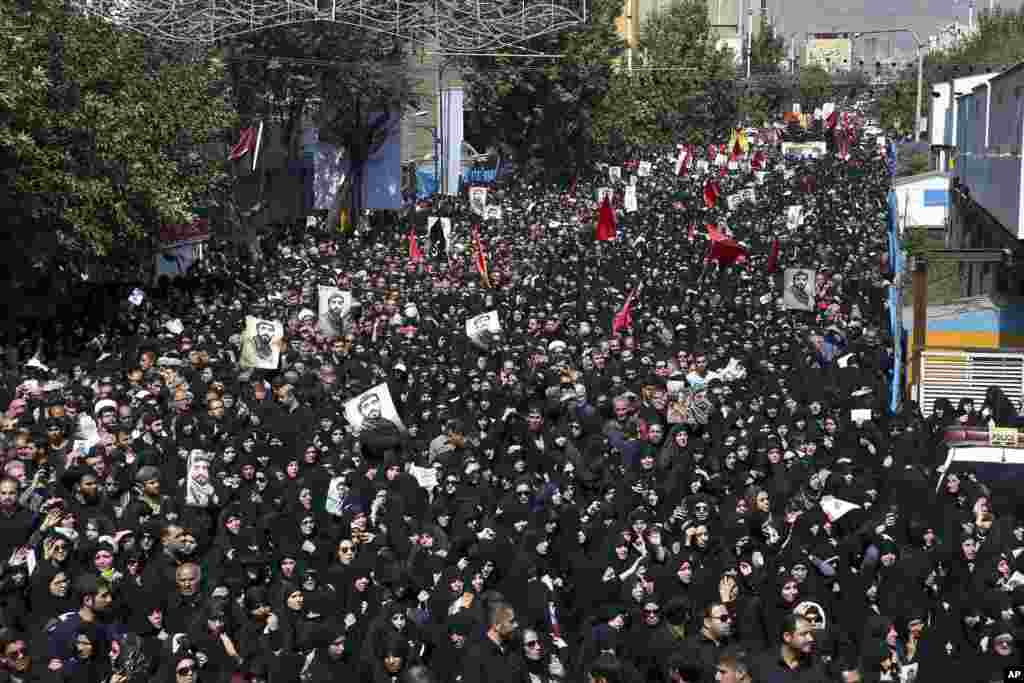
[{"x1": 461, "y1": 601, "x2": 527, "y2": 683}]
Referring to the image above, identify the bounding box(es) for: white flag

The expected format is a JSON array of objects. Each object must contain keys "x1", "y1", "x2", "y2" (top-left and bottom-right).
[{"x1": 821, "y1": 496, "x2": 861, "y2": 523}]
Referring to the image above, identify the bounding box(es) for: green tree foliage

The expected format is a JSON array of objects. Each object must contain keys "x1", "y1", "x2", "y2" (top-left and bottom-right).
[
  {"x1": 592, "y1": 0, "x2": 736, "y2": 148},
  {"x1": 750, "y1": 18, "x2": 786, "y2": 74},
  {"x1": 224, "y1": 26, "x2": 413, "y2": 220},
  {"x1": 877, "y1": 76, "x2": 918, "y2": 136},
  {"x1": 460, "y1": 0, "x2": 623, "y2": 184},
  {"x1": 943, "y1": 6, "x2": 1024, "y2": 66},
  {"x1": 0, "y1": 0, "x2": 235, "y2": 275},
  {"x1": 798, "y1": 65, "x2": 832, "y2": 110}
]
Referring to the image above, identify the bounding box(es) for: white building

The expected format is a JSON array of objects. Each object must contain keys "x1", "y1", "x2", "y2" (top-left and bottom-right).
[
  {"x1": 893, "y1": 171, "x2": 951, "y2": 235},
  {"x1": 929, "y1": 72, "x2": 1000, "y2": 172}
]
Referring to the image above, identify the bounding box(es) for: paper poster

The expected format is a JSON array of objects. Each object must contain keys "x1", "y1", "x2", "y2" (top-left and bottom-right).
[
  {"x1": 484, "y1": 205, "x2": 503, "y2": 221},
  {"x1": 466, "y1": 310, "x2": 501, "y2": 349},
  {"x1": 305, "y1": 215, "x2": 318, "y2": 229},
  {"x1": 408, "y1": 464, "x2": 439, "y2": 489},
  {"x1": 899, "y1": 663, "x2": 918, "y2": 683},
  {"x1": 714, "y1": 154, "x2": 728, "y2": 166},
  {"x1": 344, "y1": 383, "x2": 406, "y2": 435},
  {"x1": 786, "y1": 205, "x2": 804, "y2": 230},
  {"x1": 609, "y1": 166, "x2": 622, "y2": 182},
  {"x1": 726, "y1": 194, "x2": 742, "y2": 211},
  {"x1": 782, "y1": 269, "x2": 816, "y2": 311},
  {"x1": 695, "y1": 160, "x2": 710, "y2": 173},
  {"x1": 624, "y1": 184, "x2": 638, "y2": 213},
  {"x1": 184, "y1": 450, "x2": 217, "y2": 508},
  {"x1": 325, "y1": 476, "x2": 354, "y2": 516},
  {"x1": 596, "y1": 187, "x2": 613, "y2": 203},
  {"x1": 469, "y1": 186, "x2": 488, "y2": 216},
  {"x1": 318, "y1": 286, "x2": 354, "y2": 337},
  {"x1": 851, "y1": 409, "x2": 872, "y2": 424},
  {"x1": 637, "y1": 161, "x2": 652, "y2": 177},
  {"x1": 427, "y1": 216, "x2": 453, "y2": 257},
  {"x1": 239, "y1": 316, "x2": 284, "y2": 369},
  {"x1": 727, "y1": 161, "x2": 738, "y2": 171}
]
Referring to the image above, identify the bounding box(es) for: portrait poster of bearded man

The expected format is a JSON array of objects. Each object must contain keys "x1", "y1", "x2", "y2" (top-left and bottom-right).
[
  {"x1": 239, "y1": 316, "x2": 283, "y2": 369},
  {"x1": 317, "y1": 286, "x2": 353, "y2": 337},
  {"x1": 783, "y1": 268, "x2": 816, "y2": 311},
  {"x1": 466, "y1": 310, "x2": 501, "y2": 349},
  {"x1": 344, "y1": 383, "x2": 406, "y2": 435}
]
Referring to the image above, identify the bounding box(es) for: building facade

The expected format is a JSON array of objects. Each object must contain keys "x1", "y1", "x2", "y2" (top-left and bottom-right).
[{"x1": 945, "y1": 62, "x2": 1024, "y2": 297}]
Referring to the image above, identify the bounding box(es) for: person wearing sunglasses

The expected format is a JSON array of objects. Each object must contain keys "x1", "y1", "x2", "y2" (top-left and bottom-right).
[
  {"x1": 171, "y1": 656, "x2": 198, "y2": 683},
  {"x1": 683, "y1": 601, "x2": 735, "y2": 683},
  {"x1": 520, "y1": 628, "x2": 566, "y2": 683}
]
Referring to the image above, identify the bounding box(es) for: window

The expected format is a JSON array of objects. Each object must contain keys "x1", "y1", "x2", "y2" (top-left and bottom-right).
[{"x1": 923, "y1": 189, "x2": 949, "y2": 207}]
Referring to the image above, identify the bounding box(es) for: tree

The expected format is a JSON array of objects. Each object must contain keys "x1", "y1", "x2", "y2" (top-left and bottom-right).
[
  {"x1": 591, "y1": 0, "x2": 736, "y2": 147},
  {"x1": 225, "y1": 25, "x2": 413, "y2": 227},
  {"x1": 877, "y1": 77, "x2": 918, "y2": 137},
  {"x1": 459, "y1": 0, "x2": 623, "y2": 184},
  {"x1": 750, "y1": 18, "x2": 786, "y2": 74},
  {"x1": 0, "y1": 0, "x2": 235, "y2": 284},
  {"x1": 797, "y1": 65, "x2": 832, "y2": 110}
]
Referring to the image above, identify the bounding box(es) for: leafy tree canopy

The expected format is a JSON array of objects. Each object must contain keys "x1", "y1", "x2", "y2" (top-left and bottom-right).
[
  {"x1": 459, "y1": 0, "x2": 623, "y2": 184},
  {"x1": 224, "y1": 24, "x2": 414, "y2": 219},
  {"x1": 0, "y1": 0, "x2": 235, "y2": 280},
  {"x1": 592, "y1": 0, "x2": 737, "y2": 149}
]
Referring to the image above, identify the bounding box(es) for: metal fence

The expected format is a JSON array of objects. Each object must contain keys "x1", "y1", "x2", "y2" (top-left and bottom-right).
[{"x1": 919, "y1": 349, "x2": 1024, "y2": 416}]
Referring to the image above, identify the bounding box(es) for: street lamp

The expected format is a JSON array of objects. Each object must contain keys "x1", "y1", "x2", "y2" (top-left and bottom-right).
[{"x1": 853, "y1": 28, "x2": 926, "y2": 141}]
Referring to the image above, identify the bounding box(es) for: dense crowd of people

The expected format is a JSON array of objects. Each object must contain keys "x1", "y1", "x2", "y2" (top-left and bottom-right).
[{"x1": 0, "y1": 123, "x2": 1018, "y2": 683}]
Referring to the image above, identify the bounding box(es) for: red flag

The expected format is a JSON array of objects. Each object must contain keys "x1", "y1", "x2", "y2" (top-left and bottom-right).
[
  {"x1": 706, "y1": 224, "x2": 748, "y2": 266},
  {"x1": 837, "y1": 128, "x2": 851, "y2": 160},
  {"x1": 472, "y1": 226, "x2": 491, "y2": 287},
  {"x1": 596, "y1": 197, "x2": 617, "y2": 242},
  {"x1": 408, "y1": 226, "x2": 424, "y2": 263},
  {"x1": 703, "y1": 180, "x2": 720, "y2": 209},
  {"x1": 229, "y1": 125, "x2": 257, "y2": 161},
  {"x1": 707, "y1": 144, "x2": 718, "y2": 162},
  {"x1": 826, "y1": 110, "x2": 839, "y2": 130},
  {"x1": 687, "y1": 223, "x2": 696, "y2": 242},
  {"x1": 751, "y1": 150, "x2": 766, "y2": 170},
  {"x1": 767, "y1": 237, "x2": 780, "y2": 273},
  {"x1": 613, "y1": 285, "x2": 641, "y2": 335}
]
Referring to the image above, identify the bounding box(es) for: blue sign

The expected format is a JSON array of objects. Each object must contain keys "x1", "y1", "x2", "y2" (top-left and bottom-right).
[{"x1": 923, "y1": 189, "x2": 949, "y2": 207}]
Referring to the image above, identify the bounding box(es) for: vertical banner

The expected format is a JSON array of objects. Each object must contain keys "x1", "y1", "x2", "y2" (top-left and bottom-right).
[
  {"x1": 442, "y1": 88, "x2": 464, "y2": 196},
  {"x1": 888, "y1": 190, "x2": 904, "y2": 412},
  {"x1": 364, "y1": 112, "x2": 403, "y2": 210}
]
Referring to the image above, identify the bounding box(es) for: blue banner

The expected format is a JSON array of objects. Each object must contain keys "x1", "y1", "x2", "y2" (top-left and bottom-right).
[
  {"x1": 888, "y1": 189, "x2": 903, "y2": 412},
  {"x1": 363, "y1": 111, "x2": 403, "y2": 210}
]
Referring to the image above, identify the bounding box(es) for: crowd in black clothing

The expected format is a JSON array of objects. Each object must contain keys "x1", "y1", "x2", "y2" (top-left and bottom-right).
[{"x1": 0, "y1": 123, "x2": 1019, "y2": 683}]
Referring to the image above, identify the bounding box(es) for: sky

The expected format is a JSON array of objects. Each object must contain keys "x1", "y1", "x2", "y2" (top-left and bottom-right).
[{"x1": 771, "y1": 0, "x2": 987, "y2": 46}]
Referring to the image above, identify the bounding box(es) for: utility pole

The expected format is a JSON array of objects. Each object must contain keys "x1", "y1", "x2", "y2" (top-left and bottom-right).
[
  {"x1": 746, "y1": 0, "x2": 753, "y2": 79},
  {"x1": 911, "y1": 255, "x2": 928, "y2": 400}
]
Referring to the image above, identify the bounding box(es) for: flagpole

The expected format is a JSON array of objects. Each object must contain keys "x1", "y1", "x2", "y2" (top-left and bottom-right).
[{"x1": 251, "y1": 120, "x2": 264, "y2": 173}]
